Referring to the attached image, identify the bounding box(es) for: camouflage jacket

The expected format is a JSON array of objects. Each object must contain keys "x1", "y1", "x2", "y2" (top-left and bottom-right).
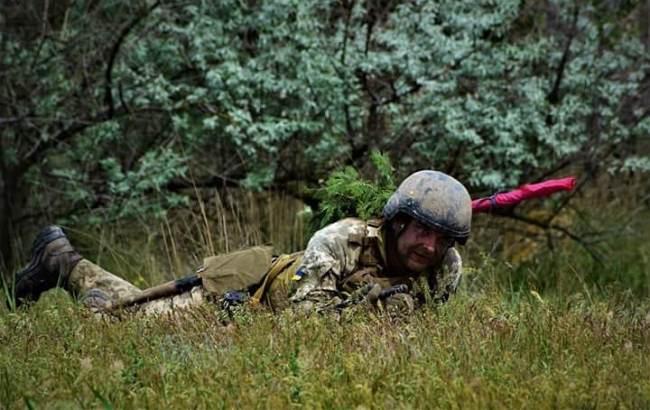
[{"x1": 287, "y1": 218, "x2": 462, "y2": 313}]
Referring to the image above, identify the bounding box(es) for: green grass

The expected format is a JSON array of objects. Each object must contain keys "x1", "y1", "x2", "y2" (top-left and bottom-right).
[
  {"x1": 1, "y1": 280, "x2": 649, "y2": 409},
  {"x1": 2, "y1": 201, "x2": 649, "y2": 409}
]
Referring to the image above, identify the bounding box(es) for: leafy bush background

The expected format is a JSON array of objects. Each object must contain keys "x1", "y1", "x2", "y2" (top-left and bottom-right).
[{"x1": 2, "y1": 0, "x2": 649, "y2": 268}]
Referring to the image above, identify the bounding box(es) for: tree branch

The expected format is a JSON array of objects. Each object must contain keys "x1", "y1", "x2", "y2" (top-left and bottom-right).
[
  {"x1": 547, "y1": 4, "x2": 579, "y2": 105},
  {"x1": 105, "y1": 1, "x2": 161, "y2": 117},
  {"x1": 500, "y1": 211, "x2": 604, "y2": 264},
  {"x1": 543, "y1": 174, "x2": 591, "y2": 225}
]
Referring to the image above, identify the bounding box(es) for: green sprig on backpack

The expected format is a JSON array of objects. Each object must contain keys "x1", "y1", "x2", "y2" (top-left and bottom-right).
[{"x1": 314, "y1": 151, "x2": 396, "y2": 229}]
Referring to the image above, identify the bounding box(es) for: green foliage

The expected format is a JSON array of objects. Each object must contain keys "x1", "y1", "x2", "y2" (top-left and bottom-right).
[
  {"x1": 314, "y1": 151, "x2": 396, "y2": 228},
  {"x1": 1, "y1": 0, "x2": 649, "y2": 265}
]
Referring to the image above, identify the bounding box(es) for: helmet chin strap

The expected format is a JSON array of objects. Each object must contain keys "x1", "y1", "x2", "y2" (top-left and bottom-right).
[
  {"x1": 384, "y1": 220, "x2": 407, "y2": 274},
  {"x1": 391, "y1": 220, "x2": 407, "y2": 237}
]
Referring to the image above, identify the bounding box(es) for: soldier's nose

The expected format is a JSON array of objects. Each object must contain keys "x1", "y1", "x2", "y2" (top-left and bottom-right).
[{"x1": 420, "y1": 233, "x2": 437, "y2": 253}]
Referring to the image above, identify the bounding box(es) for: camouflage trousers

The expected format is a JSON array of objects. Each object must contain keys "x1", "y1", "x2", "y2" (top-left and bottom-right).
[{"x1": 68, "y1": 259, "x2": 208, "y2": 315}]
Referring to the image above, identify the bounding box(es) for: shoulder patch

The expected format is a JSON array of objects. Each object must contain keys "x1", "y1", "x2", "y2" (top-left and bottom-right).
[{"x1": 292, "y1": 267, "x2": 307, "y2": 281}]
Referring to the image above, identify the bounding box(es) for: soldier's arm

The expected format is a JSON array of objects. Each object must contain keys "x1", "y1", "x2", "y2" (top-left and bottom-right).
[
  {"x1": 288, "y1": 219, "x2": 365, "y2": 313},
  {"x1": 429, "y1": 247, "x2": 463, "y2": 303}
]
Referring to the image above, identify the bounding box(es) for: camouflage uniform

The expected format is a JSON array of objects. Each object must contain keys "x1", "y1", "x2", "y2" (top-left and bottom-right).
[
  {"x1": 284, "y1": 218, "x2": 462, "y2": 313},
  {"x1": 66, "y1": 217, "x2": 462, "y2": 315},
  {"x1": 68, "y1": 260, "x2": 208, "y2": 315}
]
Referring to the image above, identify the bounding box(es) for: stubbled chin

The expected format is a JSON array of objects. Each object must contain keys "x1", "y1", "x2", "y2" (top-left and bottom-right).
[
  {"x1": 406, "y1": 254, "x2": 433, "y2": 272},
  {"x1": 407, "y1": 264, "x2": 426, "y2": 273}
]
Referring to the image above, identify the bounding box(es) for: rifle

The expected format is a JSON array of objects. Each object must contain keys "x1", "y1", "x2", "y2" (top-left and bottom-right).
[{"x1": 110, "y1": 274, "x2": 202, "y2": 310}]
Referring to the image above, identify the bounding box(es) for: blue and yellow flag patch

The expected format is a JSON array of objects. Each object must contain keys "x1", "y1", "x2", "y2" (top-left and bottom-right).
[{"x1": 292, "y1": 268, "x2": 306, "y2": 281}]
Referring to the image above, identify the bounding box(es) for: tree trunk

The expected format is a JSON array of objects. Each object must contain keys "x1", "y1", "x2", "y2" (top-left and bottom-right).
[{"x1": 0, "y1": 162, "x2": 16, "y2": 273}]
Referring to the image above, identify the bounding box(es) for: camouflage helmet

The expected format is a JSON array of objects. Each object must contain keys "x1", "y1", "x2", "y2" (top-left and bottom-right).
[{"x1": 383, "y1": 170, "x2": 472, "y2": 244}]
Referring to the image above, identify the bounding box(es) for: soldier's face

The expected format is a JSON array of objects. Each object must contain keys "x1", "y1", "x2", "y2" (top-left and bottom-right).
[{"x1": 396, "y1": 220, "x2": 452, "y2": 272}]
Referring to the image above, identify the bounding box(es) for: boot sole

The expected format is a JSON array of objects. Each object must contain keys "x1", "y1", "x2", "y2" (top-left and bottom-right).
[{"x1": 15, "y1": 226, "x2": 67, "y2": 293}]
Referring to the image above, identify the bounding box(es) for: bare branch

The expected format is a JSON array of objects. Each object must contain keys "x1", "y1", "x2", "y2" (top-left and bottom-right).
[
  {"x1": 547, "y1": 4, "x2": 579, "y2": 105},
  {"x1": 118, "y1": 82, "x2": 131, "y2": 114},
  {"x1": 339, "y1": 0, "x2": 354, "y2": 66},
  {"x1": 105, "y1": 1, "x2": 161, "y2": 117},
  {"x1": 502, "y1": 211, "x2": 605, "y2": 264},
  {"x1": 376, "y1": 80, "x2": 422, "y2": 108},
  {"x1": 17, "y1": 105, "x2": 162, "y2": 174},
  {"x1": 543, "y1": 174, "x2": 591, "y2": 225},
  {"x1": 0, "y1": 115, "x2": 30, "y2": 125}
]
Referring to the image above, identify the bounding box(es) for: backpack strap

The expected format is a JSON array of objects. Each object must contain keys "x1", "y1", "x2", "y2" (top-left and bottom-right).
[
  {"x1": 358, "y1": 219, "x2": 384, "y2": 269},
  {"x1": 250, "y1": 251, "x2": 303, "y2": 306},
  {"x1": 341, "y1": 218, "x2": 416, "y2": 292}
]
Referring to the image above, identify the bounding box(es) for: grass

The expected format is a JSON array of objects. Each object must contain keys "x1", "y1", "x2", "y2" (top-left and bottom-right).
[
  {"x1": 1, "y1": 191, "x2": 649, "y2": 409},
  {"x1": 1, "y1": 287, "x2": 649, "y2": 409}
]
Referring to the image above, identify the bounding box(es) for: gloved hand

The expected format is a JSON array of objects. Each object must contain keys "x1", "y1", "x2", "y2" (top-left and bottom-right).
[
  {"x1": 381, "y1": 293, "x2": 416, "y2": 317},
  {"x1": 365, "y1": 284, "x2": 415, "y2": 317}
]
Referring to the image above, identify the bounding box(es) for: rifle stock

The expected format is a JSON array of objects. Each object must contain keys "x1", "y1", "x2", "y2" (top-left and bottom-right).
[{"x1": 110, "y1": 274, "x2": 202, "y2": 310}]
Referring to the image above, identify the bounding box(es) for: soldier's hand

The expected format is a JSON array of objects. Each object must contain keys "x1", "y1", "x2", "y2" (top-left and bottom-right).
[
  {"x1": 365, "y1": 284, "x2": 415, "y2": 318},
  {"x1": 381, "y1": 293, "x2": 415, "y2": 317},
  {"x1": 364, "y1": 283, "x2": 383, "y2": 306}
]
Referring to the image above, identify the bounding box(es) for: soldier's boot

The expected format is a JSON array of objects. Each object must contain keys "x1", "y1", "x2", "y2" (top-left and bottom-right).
[{"x1": 13, "y1": 225, "x2": 82, "y2": 307}]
